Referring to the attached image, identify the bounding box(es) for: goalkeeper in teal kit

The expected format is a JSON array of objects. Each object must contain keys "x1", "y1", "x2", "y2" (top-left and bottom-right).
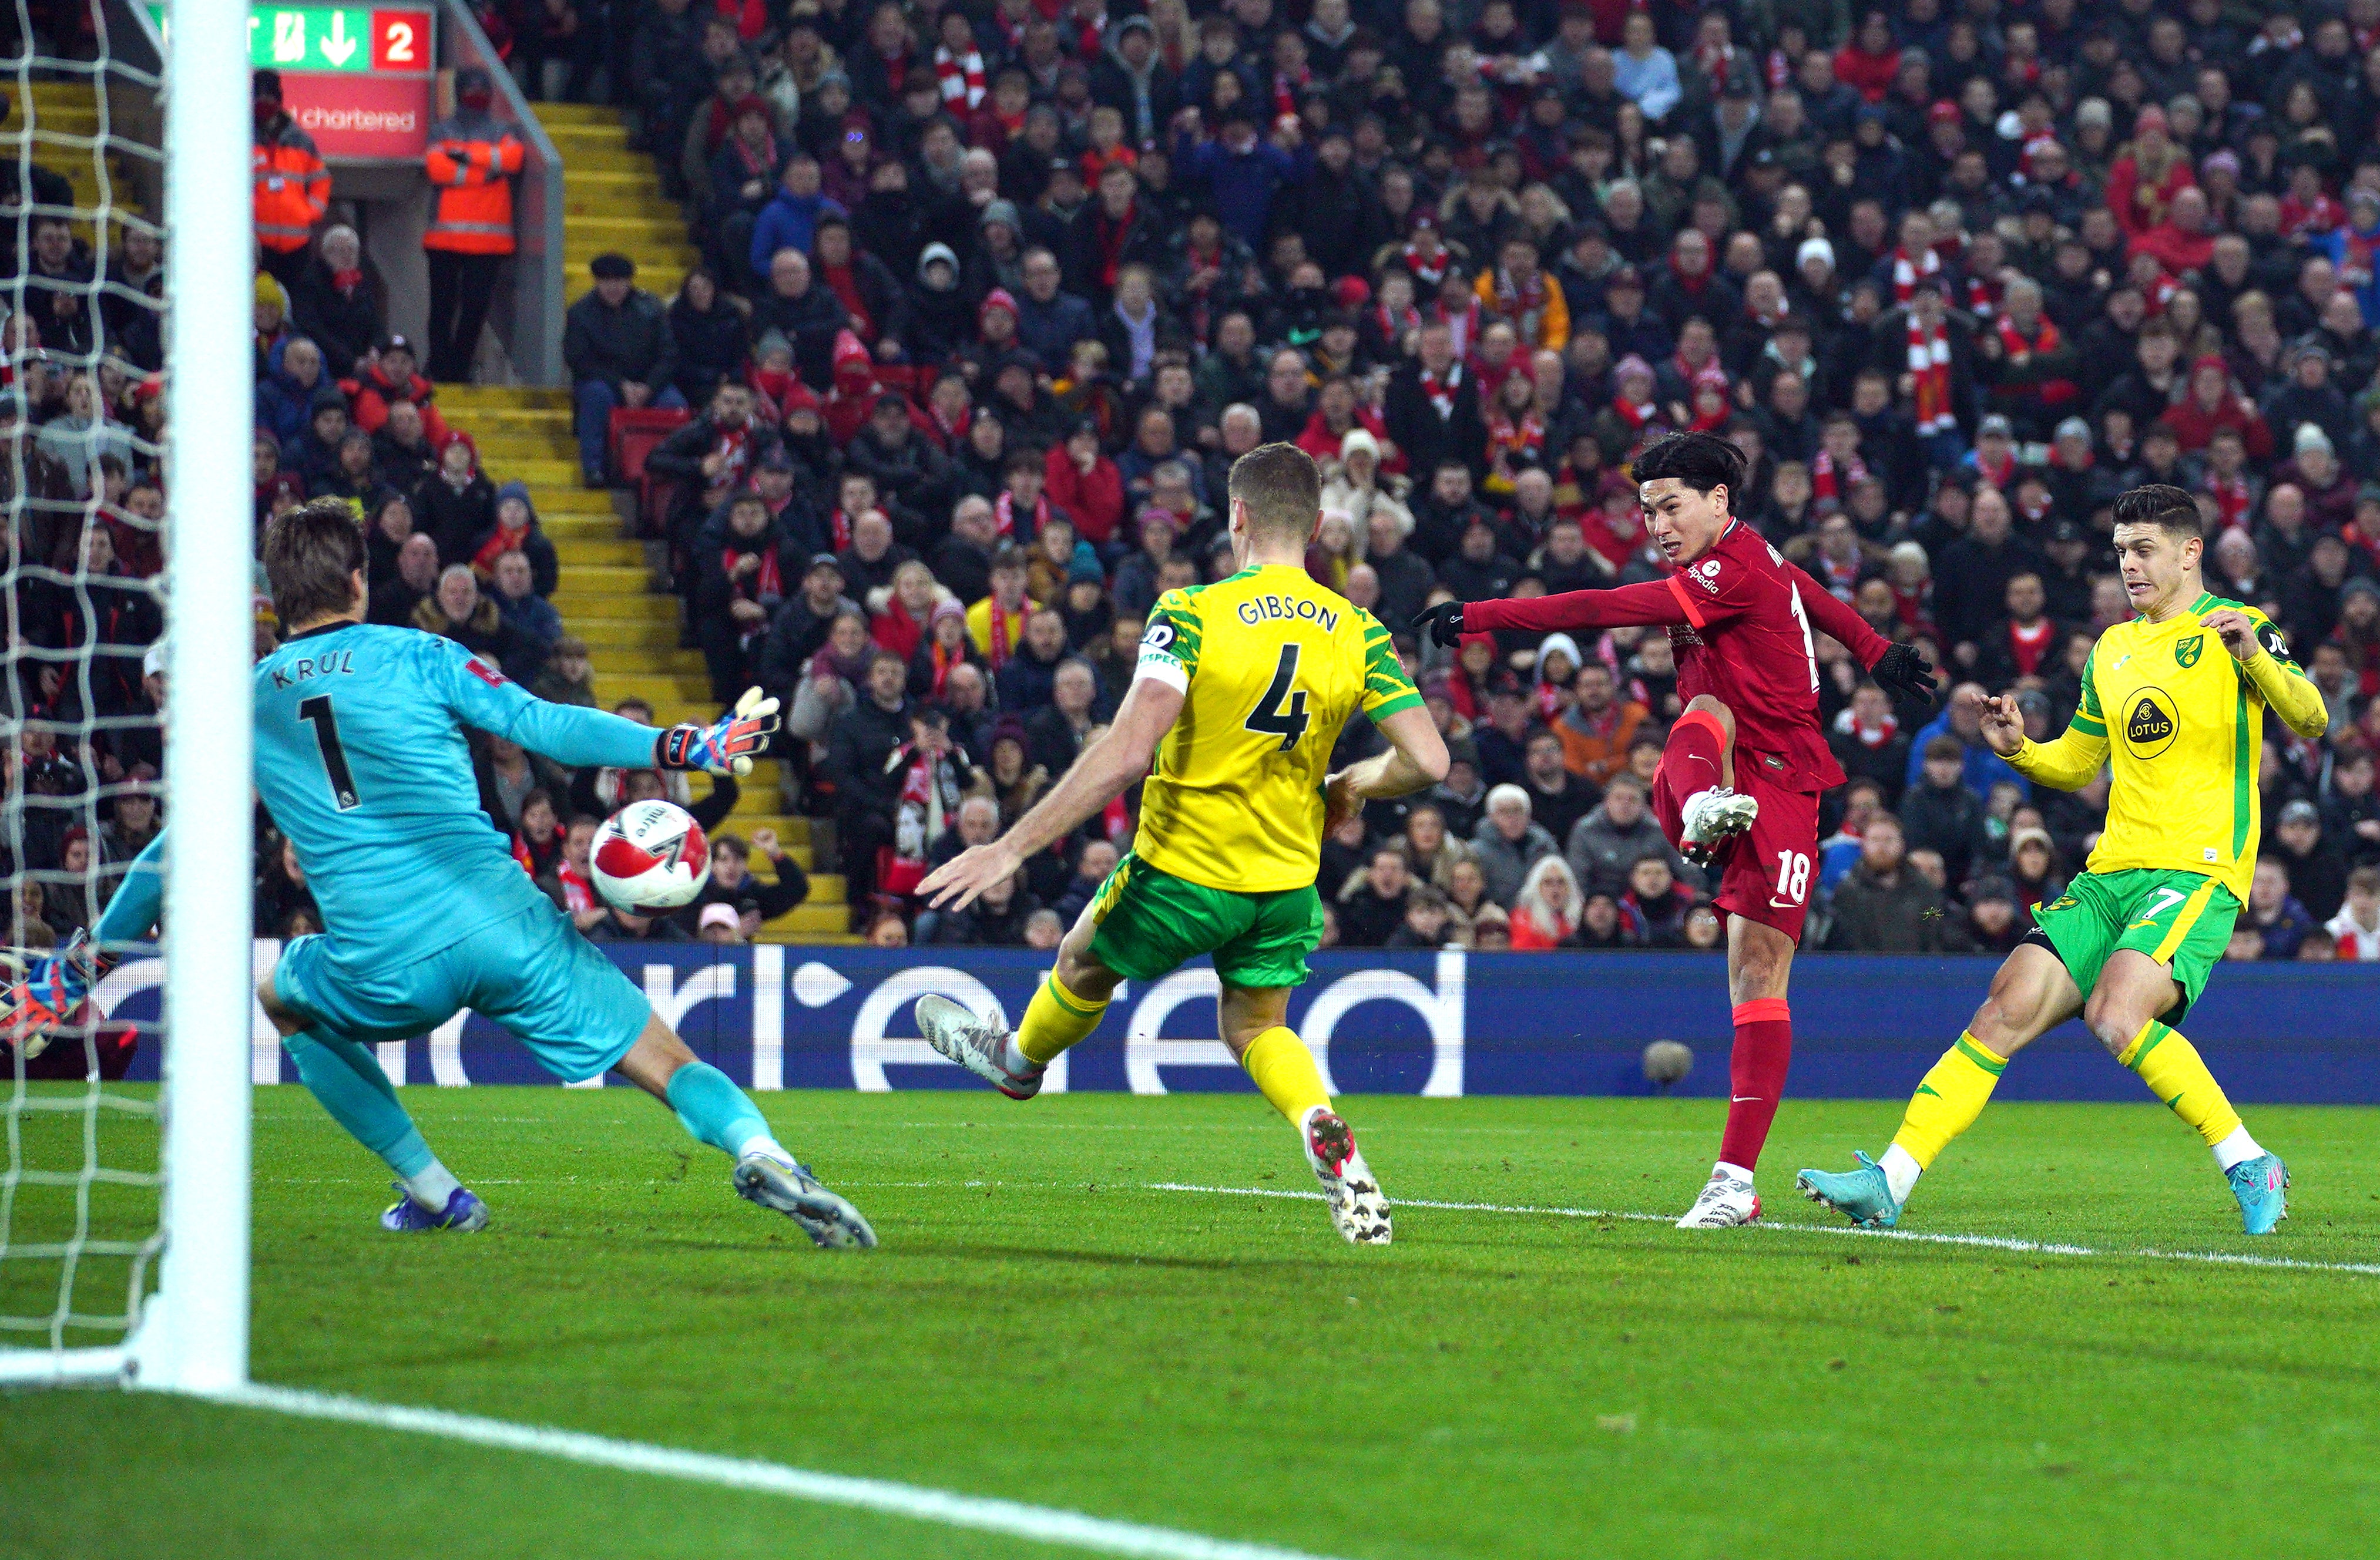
[{"x1": 4, "y1": 501, "x2": 874, "y2": 1248}]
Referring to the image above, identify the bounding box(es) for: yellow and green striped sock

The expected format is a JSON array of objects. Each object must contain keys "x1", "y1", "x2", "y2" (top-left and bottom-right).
[
  {"x1": 1889, "y1": 1031, "x2": 2007, "y2": 1170},
  {"x1": 2116, "y1": 1020, "x2": 2243, "y2": 1149},
  {"x1": 1016, "y1": 972, "x2": 1107, "y2": 1065}
]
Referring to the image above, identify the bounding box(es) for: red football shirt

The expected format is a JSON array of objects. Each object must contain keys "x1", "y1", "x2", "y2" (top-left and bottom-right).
[{"x1": 1463, "y1": 520, "x2": 1892, "y2": 792}]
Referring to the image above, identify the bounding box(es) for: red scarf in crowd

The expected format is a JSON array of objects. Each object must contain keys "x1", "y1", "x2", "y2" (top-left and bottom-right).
[
  {"x1": 2204, "y1": 471, "x2": 2253, "y2": 532},
  {"x1": 714, "y1": 0, "x2": 767, "y2": 41},
  {"x1": 1961, "y1": 270, "x2": 1997, "y2": 321},
  {"x1": 1431, "y1": 295, "x2": 1482, "y2": 358},
  {"x1": 1811, "y1": 447, "x2": 1867, "y2": 506},
  {"x1": 1374, "y1": 298, "x2": 1421, "y2": 346},
  {"x1": 1972, "y1": 446, "x2": 2015, "y2": 489},
  {"x1": 927, "y1": 402, "x2": 969, "y2": 452},
  {"x1": 1670, "y1": 346, "x2": 1726, "y2": 396},
  {"x1": 709, "y1": 424, "x2": 752, "y2": 491},
  {"x1": 729, "y1": 544, "x2": 783, "y2": 616},
  {"x1": 985, "y1": 596, "x2": 1018, "y2": 670},
  {"x1": 935, "y1": 44, "x2": 986, "y2": 109},
  {"x1": 2005, "y1": 617, "x2": 2055, "y2": 676},
  {"x1": 556, "y1": 858, "x2": 596, "y2": 913},
  {"x1": 1489, "y1": 266, "x2": 1549, "y2": 339},
  {"x1": 1402, "y1": 239, "x2": 1450, "y2": 289},
  {"x1": 994, "y1": 488, "x2": 1049, "y2": 539},
  {"x1": 1611, "y1": 391, "x2": 1659, "y2": 431},
  {"x1": 1419, "y1": 362, "x2": 1463, "y2": 419},
  {"x1": 1488, "y1": 408, "x2": 1544, "y2": 469},
  {"x1": 1908, "y1": 313, "x2": 1954, "y2": 435},
  {"x1": 471, "y1": 517, "x2": 532, "y2": 577},
  {"x1": 1891, "y1": 244, "x2": 1942, "y2": 304},
  {"x1": 1996, "y1": 314, "x2": 2076, "y2": 404},
  {"x1": 828, "y1": 506, "x2": 855, "y2": 552},
  {"x1": 1840, "y1": 707, "x2": 1900, "y2": 749},
  {"x1": 923, "y1": 638, "x2": 966, "y2": 697},
  {"x1": 821, "y1": 262, "x2": 874, "y2": 341},
  {"x1": 1271, "y1": 65, "x2": 1308, "y2": 122}
]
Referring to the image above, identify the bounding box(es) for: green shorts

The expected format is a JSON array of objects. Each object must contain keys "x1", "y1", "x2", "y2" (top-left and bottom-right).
[
  {"x1": 2027, "y1": 867, "x2": 2241, "y2": 1025},
  {"x1": 1085, "y1": 852, "x2": 1324, "y2": 990}
]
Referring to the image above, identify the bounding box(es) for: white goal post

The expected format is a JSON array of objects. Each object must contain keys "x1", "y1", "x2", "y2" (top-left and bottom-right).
[{"x1": 0, "y1": 0, "x2": 254, "y2": 1393}]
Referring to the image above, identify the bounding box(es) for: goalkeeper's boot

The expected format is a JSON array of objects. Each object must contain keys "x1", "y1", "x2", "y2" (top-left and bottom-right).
[
  {"x1": 914, "y1": 993, "x2": 1043, "y2": 1100},
  {"x1": 2227, "y1": 1154, "x2": 2290, "y2": 1236},
  {"x1": 1676, "y1": 1166, "x2": 1762, "y2": 1228},
  {"x1": 1678, "y1": 787, "x2": 1758, "y2": 868},
  {"x1": 380, "y1": 1184, "x2": 490, "y2": 1232},
  {"x1": 733, "y1": 1152, "x2": 878, "y2": 1249},
  {"x1": 1301, "y1": 1105, "x2": 1391, "y2": 1245},
  {"x1": 1795, "y1": 1152, "x2": 1902, "y2": 1229}
]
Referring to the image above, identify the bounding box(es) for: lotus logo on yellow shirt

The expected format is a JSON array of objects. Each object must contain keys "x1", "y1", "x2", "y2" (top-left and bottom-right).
[
  {"x1": 2125, "y1": 688, "x2": 2180, "y2": 758},
  {"x1": 2175, "y1": 634, "x2": 2203, "y2": 668}
]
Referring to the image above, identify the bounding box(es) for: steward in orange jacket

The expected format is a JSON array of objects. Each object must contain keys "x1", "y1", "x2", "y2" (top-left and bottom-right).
[
  {"x1": 422, "y1": 69, "x2": 526, "y2": 383},
  {"x1": 253, "y1": 70, "x2": 329, "y2": 287}
]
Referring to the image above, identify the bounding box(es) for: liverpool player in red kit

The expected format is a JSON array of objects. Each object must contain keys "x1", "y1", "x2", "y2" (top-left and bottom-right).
[{"x1": 1415, "y1": 433, "x2": 1937, "y2": 1226}]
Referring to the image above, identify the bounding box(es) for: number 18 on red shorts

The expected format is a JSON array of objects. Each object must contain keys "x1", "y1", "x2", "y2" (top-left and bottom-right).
[{"x1": 1651, "y1": 754, "x2": 1820, "y2": 940}]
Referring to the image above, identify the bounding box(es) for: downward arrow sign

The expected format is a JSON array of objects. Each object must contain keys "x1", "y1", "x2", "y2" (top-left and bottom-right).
[{"x1": 320, "y1": 11, "x2": 357, "y2": 65}]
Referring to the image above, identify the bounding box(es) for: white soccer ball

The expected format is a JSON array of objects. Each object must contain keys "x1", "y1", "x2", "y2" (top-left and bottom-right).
[{"x1": 591, "y1": 800, "x2": 711, "y2": 912}]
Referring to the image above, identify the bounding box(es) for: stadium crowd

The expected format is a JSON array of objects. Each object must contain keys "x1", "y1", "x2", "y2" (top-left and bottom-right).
[
  {"x1": 32, "y1": 0, "x2": 2380, "y2": 966},
  {"x1": 518, "y1": 0, "x2": 2380, "y2": 956}
]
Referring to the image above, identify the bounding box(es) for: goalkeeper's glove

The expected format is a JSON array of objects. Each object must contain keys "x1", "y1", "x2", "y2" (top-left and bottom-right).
[
  {"x1": 1, "y1": 930, "x2": 110, "y2": 1063},
  {"x1": 656, "y1": 685, "x2": 781, "y2": 776},
  {"x1": 1411, "y1": 600, "x2": 1466, "y2": 648},
  {"x1": 1869, "y1": 642, "x2": 1939, "y2": 707}
]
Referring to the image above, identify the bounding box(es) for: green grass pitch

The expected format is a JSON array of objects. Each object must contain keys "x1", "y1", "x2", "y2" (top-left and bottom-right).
[{"x1": 7, "y1": 1085, "x2": 2380, "y2": 1559}]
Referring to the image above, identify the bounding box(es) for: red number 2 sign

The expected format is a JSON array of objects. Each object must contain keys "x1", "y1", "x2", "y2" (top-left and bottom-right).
[{"x1": 370, "y1": 9, "x2": 428, "y2": 72}]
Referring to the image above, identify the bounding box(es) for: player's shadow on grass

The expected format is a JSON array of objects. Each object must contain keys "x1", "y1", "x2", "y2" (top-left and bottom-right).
[{"x1": 926, "y1": 1243, "x2": 1327, "y2": 1275}]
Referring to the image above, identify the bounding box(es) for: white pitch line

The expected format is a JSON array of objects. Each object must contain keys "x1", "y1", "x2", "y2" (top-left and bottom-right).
[
  {"x1": 1146, "y1": 1184, "x2": 2380, "y2": 1278},
  {"x1": 204, "y1": 1383, "x2": 1351, "y2": 1560}
]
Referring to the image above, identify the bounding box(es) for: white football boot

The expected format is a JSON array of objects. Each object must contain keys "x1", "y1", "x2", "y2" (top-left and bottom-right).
[
  {"x1": 914, "y1": 993, "x2": 1043, "y2": 1099},
  {"x1": 1301, "y1": 1105, "x2": 1392, "y2": 1245},
  {"x1": 1677, "y1": 786, "x2": 1760, "y2": 866},
  {"x1": 1675, "y1": 1166, "x2": 1762, "y2": 1228}
]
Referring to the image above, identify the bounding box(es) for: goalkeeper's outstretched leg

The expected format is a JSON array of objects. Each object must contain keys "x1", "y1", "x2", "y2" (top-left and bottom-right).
[
  {"x1": 610, "y1": 1014, "x2": 877, "y2": 1249},
  {"x1": 259, "y1": 900, "x2": 876, "y2": 1250}
]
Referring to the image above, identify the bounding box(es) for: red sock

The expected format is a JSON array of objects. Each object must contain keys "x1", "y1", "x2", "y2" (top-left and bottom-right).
[
  {"x1": 1718, "y1": 998, "x2": 1793, "y2": 1172},
  {"x1": 1659, "y1": 708, "x2": 1728, "y2": 799}
]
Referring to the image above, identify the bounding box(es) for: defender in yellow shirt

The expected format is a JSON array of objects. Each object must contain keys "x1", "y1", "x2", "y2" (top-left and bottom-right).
[
  {"x1": 910, "y1": 444, "x2": 1449, "y2": 1243},
  {"x1": 1803, "y1": 485, "x2": 2328, "y2": 1236}
]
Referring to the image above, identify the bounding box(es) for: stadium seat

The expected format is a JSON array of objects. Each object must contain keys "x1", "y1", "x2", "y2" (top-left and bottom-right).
[{"x1": 609, "y1": 406, "x2": 690, "y2": 536}]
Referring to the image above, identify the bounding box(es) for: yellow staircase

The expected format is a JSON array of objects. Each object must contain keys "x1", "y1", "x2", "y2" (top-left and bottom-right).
[
  {"x1": 536, "y1": 102, "x2": 703, "y2": 301},
  {"x1": 2, "y1": 81, "x2": 149, "y2": 253},
  {"x1": 435, "y1": 104, "x2": 852, "y2": 942}
]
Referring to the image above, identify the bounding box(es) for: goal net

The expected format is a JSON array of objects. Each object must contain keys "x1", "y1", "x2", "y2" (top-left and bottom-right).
[{"x1": 0, "y1": 0, "x2": 253, "y2": 1392}]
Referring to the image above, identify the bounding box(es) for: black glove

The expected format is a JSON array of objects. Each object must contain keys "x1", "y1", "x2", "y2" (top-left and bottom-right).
[
  {"x1": 1411, "y1": 600, "x2": 1466, "y2": 648},
  {"x1": 1869, "y1": 642, "x2": 1938, "y2": 707}
]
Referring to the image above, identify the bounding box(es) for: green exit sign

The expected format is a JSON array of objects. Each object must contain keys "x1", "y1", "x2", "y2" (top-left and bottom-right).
[{"x1": 145, "y1": 5, "x2": 434, "y2": 76}]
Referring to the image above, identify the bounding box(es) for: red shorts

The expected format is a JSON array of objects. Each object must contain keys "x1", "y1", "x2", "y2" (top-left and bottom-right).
[{"x1": 1652, "y1": 758, "x2": 1820, "y2": 940}]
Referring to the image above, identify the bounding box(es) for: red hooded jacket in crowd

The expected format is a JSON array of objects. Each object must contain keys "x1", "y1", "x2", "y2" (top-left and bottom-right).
[
  {"x1": 1043, "y1": 441, "x2": 1124, "y2": 546},
  {"x1": 2162, "y1": 357, "x2": 2275, "y2": 458},
  {"x1": 345, "y1": 361, "x2": 452, "y2": 445}
]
